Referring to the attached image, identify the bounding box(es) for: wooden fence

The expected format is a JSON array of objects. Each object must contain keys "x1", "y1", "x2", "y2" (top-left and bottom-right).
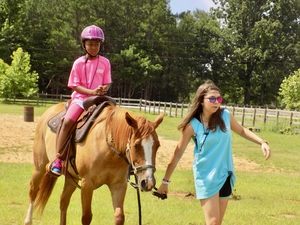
[{"x1": 4, "y1": 94, "x2": 300, "y2": 127}]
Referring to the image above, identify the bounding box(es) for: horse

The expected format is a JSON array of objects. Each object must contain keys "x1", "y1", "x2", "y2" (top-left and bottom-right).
[{"x1": 24, "y1": 101, "x2": 164, "y2": 225}]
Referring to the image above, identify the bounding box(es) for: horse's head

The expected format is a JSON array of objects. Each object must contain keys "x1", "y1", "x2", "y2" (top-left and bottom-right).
[{"x1": 125, "y1": 112, "x2": 164, "y2": 192}]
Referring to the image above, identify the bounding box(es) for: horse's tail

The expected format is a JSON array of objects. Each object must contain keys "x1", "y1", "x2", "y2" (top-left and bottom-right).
[{"x1": 33, "y1": 172, "x2": 58, "y2": 214}]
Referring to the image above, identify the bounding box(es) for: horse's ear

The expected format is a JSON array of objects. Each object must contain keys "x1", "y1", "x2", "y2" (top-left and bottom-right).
[
  {"x1": 153, "y1": 113, "x2": 164, "y2": 129},
  {"x1": 125, "y1": 112, "x2": 138, "y2": 128}
]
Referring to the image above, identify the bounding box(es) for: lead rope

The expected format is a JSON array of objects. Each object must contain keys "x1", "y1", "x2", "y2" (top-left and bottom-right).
[
  {"x1": 134, "y1": 172, "x2": 142, "y2": 225},
  {"x1": 125, "y1": 139, "x2": 142, "y2": 225},
  {"x1": 125, "y1": 141, "x2": 142, "y2": 225}
]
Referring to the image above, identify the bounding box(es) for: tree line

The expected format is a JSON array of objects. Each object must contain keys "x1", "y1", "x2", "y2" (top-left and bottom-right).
[{"x1": 0, "y1": 0, "x2": 300, "y2": 108}]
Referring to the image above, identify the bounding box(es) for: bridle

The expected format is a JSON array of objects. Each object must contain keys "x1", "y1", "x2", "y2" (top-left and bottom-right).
[{"x1": 105, "y1": 130, "x2": 156, "y2": 188}]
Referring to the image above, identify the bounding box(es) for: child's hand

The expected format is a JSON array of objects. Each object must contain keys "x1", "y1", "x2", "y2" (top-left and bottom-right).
[{"x1": 94, "y1": 86, "x2": 107, "y2": 95}]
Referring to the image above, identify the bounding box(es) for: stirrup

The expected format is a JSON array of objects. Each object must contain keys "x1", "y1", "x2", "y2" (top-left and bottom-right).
[{"x1": 46, "y1": 161, "x2": 62, "y2": 177}]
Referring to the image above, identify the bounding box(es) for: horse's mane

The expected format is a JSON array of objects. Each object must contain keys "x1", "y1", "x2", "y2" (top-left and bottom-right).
[{"x1": 94, "y1": 105, "x2": 155, "y2": 151}]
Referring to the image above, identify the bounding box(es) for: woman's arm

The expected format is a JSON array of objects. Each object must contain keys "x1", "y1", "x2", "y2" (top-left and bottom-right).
[
  {"x1": 230, "y1": 112, "x2": 271, "y2": 160},
  {"x1": 156, "y1": 124, "x2": 194, "y2": 194}
]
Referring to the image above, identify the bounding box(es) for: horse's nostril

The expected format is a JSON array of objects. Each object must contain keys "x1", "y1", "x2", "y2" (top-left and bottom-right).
[
  {"x1": 140, "y1": 179, "x2": 147, "y2": 189},
  {"x1": 140, "y1": 178, "x2": 155, "y2": 191}
]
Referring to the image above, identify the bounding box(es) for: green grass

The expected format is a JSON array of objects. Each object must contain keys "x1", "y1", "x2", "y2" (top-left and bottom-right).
[
  {"x1": 1, "y1": 165, "x2": 300, "y2": 224},
  {"x1": 0, "y1": 103, "x2": 52, "y2": 117},
  {"x1": 1, "y1": 103, "x2": 300, "y2": 224}
]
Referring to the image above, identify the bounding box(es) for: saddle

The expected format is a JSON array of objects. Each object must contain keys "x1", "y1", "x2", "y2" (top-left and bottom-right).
[
  {"x1": 48, "y1": 95, "x2": 116, "y2": 142},
  {"x1": 46, "y1": 95, "x2": 116, "y2": 177}
]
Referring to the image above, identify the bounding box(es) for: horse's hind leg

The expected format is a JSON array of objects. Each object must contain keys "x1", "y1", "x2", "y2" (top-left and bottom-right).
[
  {"x1": 24, "y1": 164, "x2": 47, "y2": 225},
  {"x1": 25, "y1": 124, "x2": 50, "y2": 225},
  {"x1": 59, "y1": 176, "x2": 78, "y2": 225}
]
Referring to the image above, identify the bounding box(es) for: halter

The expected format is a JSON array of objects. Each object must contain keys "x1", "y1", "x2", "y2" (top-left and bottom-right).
[
  {"x1": 105, "y1": 129, "x2": 156, "y2": 188},
  {"x1": 125, "y1": 139, "x2": 156, "y2": 174}
]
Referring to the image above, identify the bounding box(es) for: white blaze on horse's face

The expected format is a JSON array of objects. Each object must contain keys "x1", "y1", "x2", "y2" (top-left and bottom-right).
[
  {"x1": 140, "y1": 135, "x2": 156, "y2": 190},
  {"x1": 142, "y1": 135, "x2": 154, "y2": 175}
]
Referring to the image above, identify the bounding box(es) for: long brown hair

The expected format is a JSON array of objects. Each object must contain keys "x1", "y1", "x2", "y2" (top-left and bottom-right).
[{"x1": 178, "y1": 80, "x2": 226, "y2": 132}]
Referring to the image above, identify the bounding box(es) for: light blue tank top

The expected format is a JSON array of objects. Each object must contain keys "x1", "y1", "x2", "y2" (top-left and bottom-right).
[{"x1": 190, "y1": 109, "x2": 236, "y2": 199}]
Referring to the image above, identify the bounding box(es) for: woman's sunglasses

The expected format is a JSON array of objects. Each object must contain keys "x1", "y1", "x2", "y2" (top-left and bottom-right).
[{"x1": 205, "y1": 96, "x2": 223, "y2": 103}]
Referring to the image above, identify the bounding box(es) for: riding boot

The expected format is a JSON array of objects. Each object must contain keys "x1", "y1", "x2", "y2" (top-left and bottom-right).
[{"x1": 48, "y1": 119, "x2": 75, "y2": 177}]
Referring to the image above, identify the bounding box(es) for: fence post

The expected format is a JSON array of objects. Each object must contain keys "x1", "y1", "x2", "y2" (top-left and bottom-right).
[
  {"x1": 181, "y1": 103, "x2": 184, "y2": 118},
  {"x1": 148, "y1": 101, "x2": 151, "y2": 114},
  {"x1": 169, "y1": 102, "x2": 172, "y2": 117},
  {"x1": 118, "y1": 97, "x2": 121, "y2": 107},
  {"x1": 139, "y1": 99, "x2": 142, "y2": 112},
  {"x1": 276, "y1": 110, "x2": 279, "y2": 125},
  {"x1": 175, "y1": 103, "x2": 178, "y2": 117},
  {"x1": 144, "y1": 100, "x2": 147, "y2": 113},
  {"x1": 241, "y1": 107, "x2": 245, "y2": 126},
  {"x1": 164, "y1": 102, "x2": 166, "y2": 115},
  {"x1": 264, "y1": 108, "x2": 267, "y2": 124},
  {"x1": 153, "y1": 101, "x2": 156, "y2": 114},
  {"x1": 252, "y1": 108, "x2": 256, "y2": 126},
  {"x1": 290, "y1": 112, "x2": 293, "y2": 126},
  {"x1": 158, "y1": 101, "x2": 161, "y2": 115}
]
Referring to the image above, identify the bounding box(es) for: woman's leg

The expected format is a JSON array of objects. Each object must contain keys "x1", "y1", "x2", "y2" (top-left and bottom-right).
[
  {"x1": 200, "y1": 193, "x2": 229, "y2": 225},
  {"x1": 219, "y1": 197, "x2": 229, "y2": 223}
]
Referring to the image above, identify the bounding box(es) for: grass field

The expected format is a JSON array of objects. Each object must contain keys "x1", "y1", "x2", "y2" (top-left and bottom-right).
[{"x1": 1, "y1": 103, "x2": 300, "y2": 224}]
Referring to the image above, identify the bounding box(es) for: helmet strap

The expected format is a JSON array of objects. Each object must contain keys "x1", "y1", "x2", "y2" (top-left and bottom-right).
[
  {"x1": 82, "y1": 42, "x2": 100, "y2": 59},
  {"x1": 85, "y1": 53, "x2": 99, "y2": 60}
]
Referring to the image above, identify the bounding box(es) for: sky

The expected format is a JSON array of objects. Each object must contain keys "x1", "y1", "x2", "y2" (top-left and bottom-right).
[{"x1": 169, "y1": 0, "x2": 216, "y2": 14}]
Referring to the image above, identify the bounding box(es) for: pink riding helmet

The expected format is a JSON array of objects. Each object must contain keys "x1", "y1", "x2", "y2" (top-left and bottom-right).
[{"x1": 81, "y1": 25, "x2": 105, "y2": 42}]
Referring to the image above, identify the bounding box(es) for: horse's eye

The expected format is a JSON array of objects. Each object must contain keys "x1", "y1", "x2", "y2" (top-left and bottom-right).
[
  {"x1": 133, "y1": 140, "x2": 142, "y2": 149},
  {"x1": 133, "y1": 139, "x2": 143, "y2": 150}
]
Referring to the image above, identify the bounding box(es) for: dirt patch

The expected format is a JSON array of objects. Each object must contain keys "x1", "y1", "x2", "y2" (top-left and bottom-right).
[
  {"x1": 0, "y1": 114, "x2": 262, "y2": 172},
  {"x1": 0, "y1": 114, "x2": 37, "y2": 163}
]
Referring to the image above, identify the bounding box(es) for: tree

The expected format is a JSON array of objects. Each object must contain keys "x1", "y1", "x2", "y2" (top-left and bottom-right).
[
  {"x1": 0, "y1": 0, "x2": 28, "y2": 63},
  {"x1": 0, "y1": 59, "x2": 9, "y2": 96},
  {"x1": 213, "y1": 0, "x2": 300, "y2": 106},
  {"x1": 0, "y1": 48, "x2": 39, "y2": 99},
  {"x1": 278, "y1": 69, "x2": 300, "y2": 110}
]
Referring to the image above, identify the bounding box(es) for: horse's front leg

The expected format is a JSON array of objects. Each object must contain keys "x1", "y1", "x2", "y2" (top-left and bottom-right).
[
  {"x1": 81, "y1": 178, "x2": 94, "y2": 225},
  {"x1": 109, "y1": 182, "x2": 127, "y2": 225},
  {"x1": 59, "y1": 177, "x2": 78, "y2": 225}
]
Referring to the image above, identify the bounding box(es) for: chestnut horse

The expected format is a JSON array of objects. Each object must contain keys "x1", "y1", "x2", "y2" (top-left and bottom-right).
[{"x1": 24, "y1": 102, "x2": 164, "y2": 225}]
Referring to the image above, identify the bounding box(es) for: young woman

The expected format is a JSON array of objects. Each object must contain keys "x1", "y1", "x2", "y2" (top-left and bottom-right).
[
  {"x1": 156, "y1": 80, "x2": 271, "y2": 225},
  {"x1": 49, "y1": 25, "x2": 112, "y2": 176}
]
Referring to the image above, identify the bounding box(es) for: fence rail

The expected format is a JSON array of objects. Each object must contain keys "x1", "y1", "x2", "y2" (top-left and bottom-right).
[{"x1": 3, "y1": 94, "x2": 300, "y2": 127}]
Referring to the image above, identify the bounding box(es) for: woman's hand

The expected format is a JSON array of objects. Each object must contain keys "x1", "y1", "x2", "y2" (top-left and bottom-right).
[
  {"x1": 156, "y1": 183, "x2": 169, "y2": 196},
  {"x1": 261, "y1": 142, "x2": 271, "y2": 160}
]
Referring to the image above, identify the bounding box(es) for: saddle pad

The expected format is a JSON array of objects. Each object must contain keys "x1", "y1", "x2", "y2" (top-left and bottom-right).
[{"x1": 48, "y1": 110, "x2": 66, "y2": 132}]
